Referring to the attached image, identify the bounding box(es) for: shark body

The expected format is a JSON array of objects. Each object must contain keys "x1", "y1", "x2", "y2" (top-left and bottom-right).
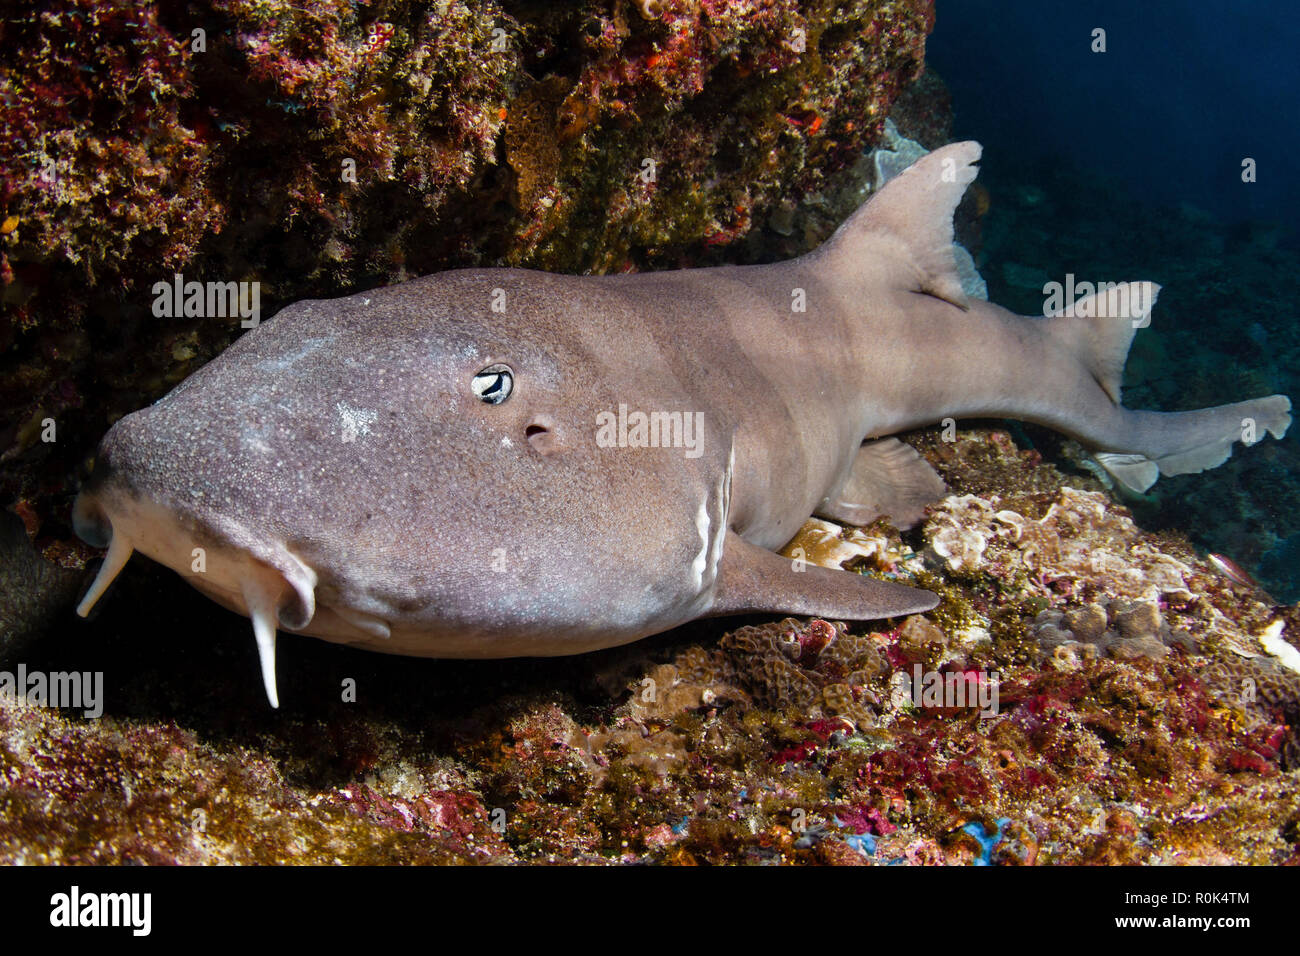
[{"x1": 73, "y1": 143, "x2": 1291, "y2": 706}]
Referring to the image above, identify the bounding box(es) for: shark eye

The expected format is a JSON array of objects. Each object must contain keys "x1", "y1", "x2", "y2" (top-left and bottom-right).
[{"x1": 471, "y1": 364, "x2": 514, "y2": 405}]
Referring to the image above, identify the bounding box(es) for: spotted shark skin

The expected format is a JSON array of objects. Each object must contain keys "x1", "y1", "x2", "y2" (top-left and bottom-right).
[{"x1": 72, "y1": 142, "x2": 1291, "y2": 706}]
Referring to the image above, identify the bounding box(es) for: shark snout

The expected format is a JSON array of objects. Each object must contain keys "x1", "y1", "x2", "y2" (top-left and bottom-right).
[{"x1": 73, "y1": 421, "x2": 319, "y2": 708}]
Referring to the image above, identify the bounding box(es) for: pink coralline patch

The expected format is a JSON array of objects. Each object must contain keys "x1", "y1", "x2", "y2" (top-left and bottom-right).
[
  {"x1": 1006, "y1": 687, "x2": 1078, "y2": 751},
  {"x1": 805, "y1": 717, "x2": 855, "y2": 738},
  {"x1": 1221, "y1": 725, "x2": 1284, "y2": 775},
  {"x1": 1222, "y1": 749, "x2": 1275, "y2": 775},
  {"x1": 772, "y1": 719, "x2": 844, "y2": 764},
  {"x1": 860, "y1": 721, "x2": 993, "y2": 810},
  {"x1": 642, "y1": 823, "x2": 683, "y2": 848},
  {"x1": 795, "y1": 619, "x2": 838, "y2": 661},
  {"x1": 879, "y1": 629, "x2": 911, "y2": 669},
  {"x1": 337, "y1": 784, "x2": 497, "y2": 843},
  {"x1": 772, "y1": 739, "x2": 821, "y2": 764},
  {"x1": 833, "y1": 805, "x2": 899, "y2": 836},
  {"x1": 413, "y1": 790, "x2": 490, "y2": 837},
  {"x1": 903, "y1": 666, "x2": 999, "y2": 718},
  {"x1": 336, "y1": 785, "x2": 417, "y2": 832}
]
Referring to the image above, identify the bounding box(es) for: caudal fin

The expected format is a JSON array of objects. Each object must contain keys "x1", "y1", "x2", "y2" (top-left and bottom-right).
[
  {"x1": 1039, "y1": 281, "x2": 1290, "y2": 493},
  {"x1": 1098, "y1": 395, "x2": 1291, "y2": 494},
  {"x1": 817, "y1": 138, "x2": 1291, "y2": 495}
]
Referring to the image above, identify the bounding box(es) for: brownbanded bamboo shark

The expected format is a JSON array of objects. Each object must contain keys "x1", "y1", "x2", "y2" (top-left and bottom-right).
[{"x1": 72, "y1": 142, "x2": 1291, "y2": 706}]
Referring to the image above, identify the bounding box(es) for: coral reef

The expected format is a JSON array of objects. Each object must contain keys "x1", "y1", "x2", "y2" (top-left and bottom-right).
[{"x1": 3, "y1": 426, "x2": 1297, "y2": 865}]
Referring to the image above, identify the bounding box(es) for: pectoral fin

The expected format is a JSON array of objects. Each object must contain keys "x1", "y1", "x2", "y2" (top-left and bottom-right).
[
  {"x1": 815, "y1": 438, "x2": 946, "y2": 529},
  {"x1": 709, "y1": 530, "x2": 937, "y2": 620}
]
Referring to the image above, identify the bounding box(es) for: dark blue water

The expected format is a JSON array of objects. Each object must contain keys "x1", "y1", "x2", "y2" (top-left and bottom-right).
[{"x1": 928, "y1": 0, "x2": 1299, "y2": 231}]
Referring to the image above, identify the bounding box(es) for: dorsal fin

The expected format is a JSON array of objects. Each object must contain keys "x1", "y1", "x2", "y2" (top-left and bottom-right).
[
  {"x1": 820, "y1": 140, "x2": 982, "y2": 309},
  {"x1": 1043, "y1": 281, "x2": 1159, "y2": 404}
]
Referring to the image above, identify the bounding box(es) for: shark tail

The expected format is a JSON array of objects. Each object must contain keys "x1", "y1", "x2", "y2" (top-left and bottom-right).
[
  {"x1": 1093, "y1": 396, "x2": 1291, "y2": 494},
  {"x1": 819, "y1": 138, "x2": 1290, "y2": 496},
  {"x1": 1041, "y1": 282, "x2": 1290, "y2": 493}
]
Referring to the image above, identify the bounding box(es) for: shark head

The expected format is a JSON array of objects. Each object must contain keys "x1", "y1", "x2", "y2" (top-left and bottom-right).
[{"x1": 73, "y1": 273, "x2": 727, "y2": 706}]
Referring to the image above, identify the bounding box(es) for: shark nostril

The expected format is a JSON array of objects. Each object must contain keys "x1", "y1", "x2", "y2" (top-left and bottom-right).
[
  {"x1": 525, "y1": 417, "x2": 562, "y2": 455},
  {"x1": 72, "y1": 492, "x2": 112, "y2": 548},
  {"x1": 277, "y1": 592, "x2": 312, "y2": 630}
]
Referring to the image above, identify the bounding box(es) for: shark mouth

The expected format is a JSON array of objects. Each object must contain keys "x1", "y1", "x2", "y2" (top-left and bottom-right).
[{"x1": 73, "y1": 488, "x2": 317, "y2": 709}]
